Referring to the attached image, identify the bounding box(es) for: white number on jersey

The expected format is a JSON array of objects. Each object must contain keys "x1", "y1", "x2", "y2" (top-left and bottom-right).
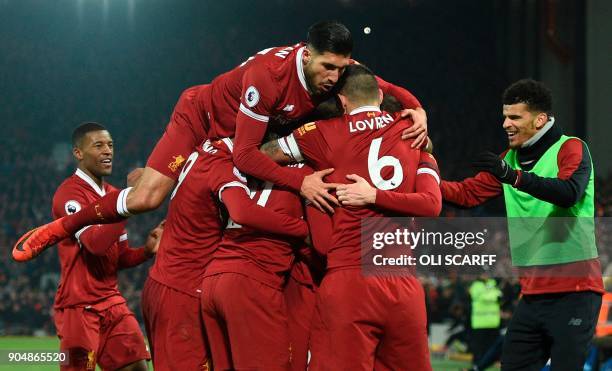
[
  {"x1": 170, "y1": 151, "x2": 199, "y2": 200},
  {"x1": 226, "y1": 181, "x2": 274, "y2": 229},
  {"x1": 367, "y1": 138, "x2": 403, "y2": 190}
]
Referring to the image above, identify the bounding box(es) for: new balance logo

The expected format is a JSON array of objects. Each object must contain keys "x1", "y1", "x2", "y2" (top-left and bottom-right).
[
  {"x1": 283, "y1": 105, "x2": 294, "y2": 112},
  {"x1": 568, "y1": 318, "x2": 582, "y2": 326}
]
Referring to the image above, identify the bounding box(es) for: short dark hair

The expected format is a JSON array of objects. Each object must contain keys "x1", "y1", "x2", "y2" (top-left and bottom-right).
[
  {"x1": 337, "y1": 64, "x2": 379, "y2": 104},
  {"x1": 307, "y1": 20, "x2": 353, "y2": 56},
  {"x1": 72, "y1": 122, "x2": 107, "y2": 147},
  {"x1": 502, "y1": 79, "x2": 553, "y2": 115}
]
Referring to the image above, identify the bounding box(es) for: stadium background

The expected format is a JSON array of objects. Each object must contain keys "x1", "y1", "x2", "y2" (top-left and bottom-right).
[{"x1": 0, "y1": 0, "x2": 610, "y2": 369}]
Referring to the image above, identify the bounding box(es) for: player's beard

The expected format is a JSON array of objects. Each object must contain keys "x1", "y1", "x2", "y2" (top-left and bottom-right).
[{"x1": 303, "y1": 63, "x2": 329, "y2": 98}]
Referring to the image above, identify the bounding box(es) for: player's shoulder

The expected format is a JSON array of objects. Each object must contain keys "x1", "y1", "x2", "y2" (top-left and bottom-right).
[
  {"x1": 104, "y1": 181, "x2": 119, "y2": 193},
  {"x1": 559, "y1": 136, "x2": 587, "y2": 153},
  {"x1": 54, "y1": 174, "x2": 84, "y2": 197},
  {"x1": 53, "y1": 175, "x2": 89, "y2": 211},
  {"x1": 246, "y1": 43, "x2": 304, "y2": 80}
]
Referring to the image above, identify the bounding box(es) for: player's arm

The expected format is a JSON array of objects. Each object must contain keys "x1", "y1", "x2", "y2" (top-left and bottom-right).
[
  {"x1": 375, "y1": 75, "x2": 427, "y2": 148},
  {"x1": 118, "y1": 220, "x2": 164, "y2": 269},
  {"x1": 305, "y1": 203, "x2": 333, "y2": 256},
  {"x1": 232, "y1": 68, "x2": 305, "y2": 191},
  {"x1": 221, "y1": 186, "x2": 309, "y2": 239},
  {"x1": 470, "y1": 140, "x2": 591, "y2": 208},
  {"x1": 261, "y1": 125, "x2": 341, "y2": 213},
  {"x1": 440, "y1": 171, "x2": 502, "y2": 208},
  {"x1": 514, "y1": 139, "x2": 591, "y2": 208},
  {"x1": 336, "y1": 152, "x2": 442, "y2": 216}
]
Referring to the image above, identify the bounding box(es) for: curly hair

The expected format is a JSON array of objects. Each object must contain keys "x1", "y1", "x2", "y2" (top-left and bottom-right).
[{"x1": 502, "y1": 79, "x2": 552, "y2": 115}]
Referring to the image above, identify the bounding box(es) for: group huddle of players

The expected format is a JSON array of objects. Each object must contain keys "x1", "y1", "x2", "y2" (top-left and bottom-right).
[{"x1": 13, "y1": 21, "x2": 441, "y2": 370}]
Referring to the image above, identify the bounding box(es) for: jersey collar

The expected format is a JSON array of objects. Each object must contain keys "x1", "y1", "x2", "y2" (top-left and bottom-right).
[
  {"x1": 295, "y1": 46, "x2": 309, "y2": 92},
  {"x1": 75, "y1": 168, "x2": 106, "y2": 197},
  {"x1": 521, "y1": 117, "x2": 555, "y2": 148},
  {"x1": 349, "y1": 106, "x2": 381, "y2": 115}
]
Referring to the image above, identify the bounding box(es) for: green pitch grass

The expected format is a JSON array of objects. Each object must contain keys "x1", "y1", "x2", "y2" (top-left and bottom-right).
[{"x1": 0, "y1": 337, "x2": 499, "y2": 370}]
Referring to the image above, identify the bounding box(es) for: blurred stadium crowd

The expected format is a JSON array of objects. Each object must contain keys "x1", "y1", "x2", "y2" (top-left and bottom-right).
[{"x1": 1, "y1": 1, "x2": 610, "y2": 355}]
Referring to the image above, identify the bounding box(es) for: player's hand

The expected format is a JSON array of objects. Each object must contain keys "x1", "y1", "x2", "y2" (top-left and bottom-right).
[
  {"x1": 300, "y1": 168, "x2": 341, "y2": 214},
  {"x1": 127, "y1": 167, "x2": 145, "y2": 187},
  {"x1": 400, "y1": 107, "x2": 428, "y2": 148},
  {"x1": 336, "y1": 174, "x2": 376, "y2": 206},
  {"x1": 144, "y1": 220, "x2": 165, "y2": 257},
  {"x1": 472, "y1": 151, "x2": 518, "y2": 185}
]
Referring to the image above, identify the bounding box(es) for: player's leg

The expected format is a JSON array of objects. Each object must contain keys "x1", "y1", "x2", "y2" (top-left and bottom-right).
[
  {"x1": 96, "y1": 303, "x2": 150, "y2": 371},
  {"x1": 201, "y1": 274, "x2": 233, "y2": 370},
  {"x1": 12, "y1": 85, "x2": 209, "y2": 261},
  {"x1": 142, "y1": 277, "x2": 210, "y2": 371},
  {"x1": 284, "y1": 276, "x2": 316, "y2": 371},
  {"x1": 55, "y1": 307, "x2": 101, "y2": 371},
  {"x1": 115, "y1": 359, "x2": 148, "y2": 371},
  {"x1": 500, "y1": 296, "x2": 550, "y2": 371},
  {"x1": 309, "y1": 269, "x2": 382, "y2": 371},
  {"x1": 217, "y1": 273, "x2": 291, "y2": 371},
  {"x1": 547, "y1": 291, "x2": 601, "y2": 371},
  {"x1": 373, "y1": 276, "x2": 431, "y2": 371}
]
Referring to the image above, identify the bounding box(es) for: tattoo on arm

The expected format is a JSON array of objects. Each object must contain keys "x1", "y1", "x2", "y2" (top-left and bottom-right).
[{"x1": 260, "y1": 140, "x2": 293, "y2": 164}]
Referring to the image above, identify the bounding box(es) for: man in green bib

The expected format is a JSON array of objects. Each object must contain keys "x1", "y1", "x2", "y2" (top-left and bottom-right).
[{"x1": 441, "y1": 79, "x2": 603, "y2": 371}]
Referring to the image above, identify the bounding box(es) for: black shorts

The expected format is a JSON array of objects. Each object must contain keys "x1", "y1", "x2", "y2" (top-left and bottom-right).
[{"x1": 501, "y1": 291, "x2": 601, "y2": 371}]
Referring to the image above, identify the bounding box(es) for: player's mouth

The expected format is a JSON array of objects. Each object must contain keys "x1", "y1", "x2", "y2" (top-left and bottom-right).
[
  {"x1": 100, "y1": 158, "x2": 112, "y2": 167},
  {"x1": 320, "y1": 83, "x2": 333, "y2": 92},
  {"x1": 506, "y1": 131, "x2": 518, "y2": 140}
]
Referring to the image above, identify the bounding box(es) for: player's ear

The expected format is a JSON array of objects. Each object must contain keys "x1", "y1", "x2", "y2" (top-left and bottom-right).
[
  {"x1": 303, "y1": 47, "x2": 312, "y2": 65},
  {"x1": 378, "y1": 89, "x2": 383, "y2": 105},
  {"x1": 73, "y1": 146, "x2": 83, "y2": 161},
  {"x1": 534, "y1": 112, "x2": 548, "y2": 129}
]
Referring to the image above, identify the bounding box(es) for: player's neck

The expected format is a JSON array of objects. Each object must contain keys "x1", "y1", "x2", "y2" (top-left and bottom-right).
[
  {"x1": 346, "y1": 102, "x2": 380, "y2": 114},
  {"x1": 78, "y1": 166, "x2": 104, "y2": 188}
]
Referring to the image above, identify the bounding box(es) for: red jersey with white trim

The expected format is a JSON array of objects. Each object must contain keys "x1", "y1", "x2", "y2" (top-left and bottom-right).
[
  {"x1": 199, "y1": 43, "x2": 317, "y2": 140},
  {"x1": 280, "y1": 108, "x2": 441, "y2": 269},
  {"x1": 205, "y1": 164, "x2": 313, "y2": 289},
  {"x1": 149, "y1": 138, "x2": 249, "y2": 298},
  {"x1": 52, "y1": 170, "x2": 131, "y2": 310}
]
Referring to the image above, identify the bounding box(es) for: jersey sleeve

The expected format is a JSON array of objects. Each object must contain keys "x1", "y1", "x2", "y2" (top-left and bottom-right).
[
  {"x1": 232, "y1": 65, "x2": 304, "y2": 191},
  {"x1": 117, "y1": 235, "x2": 148, "y2": 269},
  {"x1": 375, "y1": 75, "x2": 421, "y2": 110},
  {"x1": 441, "y1": 171, "x2": 503, "y2": 207},
  {"x1": 208, "y1": 155, "x2": 251, "y2": 203},
  {"x1": 514, "y1": 138, "x2": 592, "y2": 208},
  {"x1": 277, "y1": 121, "x2": 330, "y2": 169},
  {"x1": 374, "y1": 152, "x2": 442, "y2": 216},
  {"x1": 305, "y1": 204, "x2": 333, "y2": 256}
]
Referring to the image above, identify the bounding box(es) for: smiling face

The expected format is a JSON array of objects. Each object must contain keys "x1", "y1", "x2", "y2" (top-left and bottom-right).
[
  {"x1": 73, "y1": 130, "x2": 114, "y2": 178},
  {"x1": 302, "y1": 47, "x2": 351, "y2": 96},
  {"x1": 502, "y1": 103, "x2": 548, "y2": 148}
]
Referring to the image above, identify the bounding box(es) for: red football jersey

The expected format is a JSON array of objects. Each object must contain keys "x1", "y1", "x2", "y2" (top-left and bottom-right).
[
  {"x1": 52, "y1": 169, "x2": 136, "y2": 310},
  {"x1": 158, "y1": 44, "x2": 421, "y2": 192},
  {"x1": 199, "y1": 43, "x2": 317, "y2": 139},
  {"x1": 205, "y1": 163, "x2": 313, "y2": 289},
  {"x1": 279, "y1": 107, "x2": 440, "y2": 269},
  {"x1": 149, "y1": 138, "x2": 249, "y2": 297}
]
